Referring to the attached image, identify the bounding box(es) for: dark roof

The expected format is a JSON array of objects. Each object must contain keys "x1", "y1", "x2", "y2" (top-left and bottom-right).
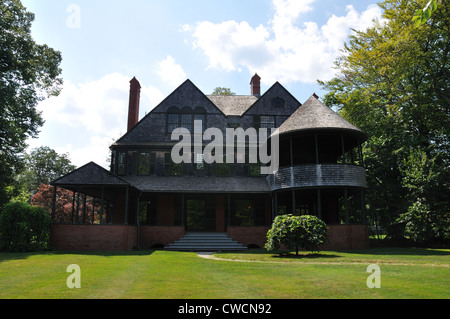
[
  {"x1": 275, "y1": 95, "x2": 366, "y2": 140},
  {"x1": 207, "y1": 95, "x2": 258, "y2": 116},
  {"x1": 122, "y1": 175, "x2": 270, "y2": 193},
  {"x1": 51, "y1": 162, "x2": 130, "y2": 187}
]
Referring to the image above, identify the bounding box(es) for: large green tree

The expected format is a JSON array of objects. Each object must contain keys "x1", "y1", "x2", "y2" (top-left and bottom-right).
[
  {"x1": 319, "y1": 0, "x2": 449, "y2": 244},
  {"x1": 18, "y1": 146, "x2": 76, "y2": 195},
  {"x1": 0, "y1": 0, "x2": 63, "y2": 207}
]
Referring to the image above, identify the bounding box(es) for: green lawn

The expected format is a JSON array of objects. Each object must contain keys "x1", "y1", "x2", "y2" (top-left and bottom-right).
[{"x1": 0, "y1": 247, "x2": 449, "y2": 299}]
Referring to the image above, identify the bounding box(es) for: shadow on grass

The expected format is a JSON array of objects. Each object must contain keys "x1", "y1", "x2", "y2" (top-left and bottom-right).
[
  {"x1": 339, "y1": 247, "x2": 450, "y2": 256},
  {"x1": 271, "y1": 252, "x2": 341, "y2": 260},
  {"x1": 0, "y1": 249, "x2": 156, "y2": 263}
]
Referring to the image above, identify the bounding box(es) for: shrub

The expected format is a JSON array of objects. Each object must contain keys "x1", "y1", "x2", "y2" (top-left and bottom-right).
[
  {"x1": 265, "y1": 214, "x2": 328, "y2": 255},
  {"x1": 396, "y1": 199, "x2": 450, "y2": 247},
  {"x1": 0, "y1": 202, "x2": 52, "y2": 252}
]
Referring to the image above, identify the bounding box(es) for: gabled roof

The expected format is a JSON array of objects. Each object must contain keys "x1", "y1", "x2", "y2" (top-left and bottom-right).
[
  {"x1": 51, "y1": 162, "x2": 130, "y2": 187},
  {"x1": 114, "y1": 79, "x2": 226, "y2": 145},
  {"x1": 275, "y1": 94, "x2": 366, "y2": 141},
  {"x1": 206, "y1": 95, "x2": 258, "y2": 116},
  {"x1": 241, "y1": 81, "x2": 302, "y2": 116}
]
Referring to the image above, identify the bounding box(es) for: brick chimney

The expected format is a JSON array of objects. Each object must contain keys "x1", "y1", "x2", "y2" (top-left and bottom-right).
[
  {"x1": 127, "y1": 77, "x2": 141, "y2": 131},
  {"x1": 250, "y1": 73, "x2": 261, "y2": 97}
]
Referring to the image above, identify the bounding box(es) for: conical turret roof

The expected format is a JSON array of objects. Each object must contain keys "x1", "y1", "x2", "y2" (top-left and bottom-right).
[{"x1": 276, "y1": 94, "x2": 366, "y2": 141}]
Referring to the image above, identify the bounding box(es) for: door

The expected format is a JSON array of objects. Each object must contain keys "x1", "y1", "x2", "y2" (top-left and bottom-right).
[{"x1": 186, "y1": 197, "x2": 216, "y2": 231}]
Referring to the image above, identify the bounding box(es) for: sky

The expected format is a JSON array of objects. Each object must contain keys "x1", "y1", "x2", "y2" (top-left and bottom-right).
[{"x1": 22, "y1": 0, "x2": 384, "y2": 169}]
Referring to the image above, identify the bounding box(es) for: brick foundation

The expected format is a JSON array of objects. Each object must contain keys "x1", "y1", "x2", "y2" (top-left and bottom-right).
[
  {"x1": 139, "y1": 226, "x2": 185, "y2": 249},
  {"x1": 51, "y1": 224, "x2": 137, "y2": 251},
  {"x1": 227, "y1": 226, "x2": 270, "y2": 248},
  {"x1": 322, "y1": 224, "x2": 369, "y2": 250},
  {"x1": 227, "y1": 224, "x2": 369, "y2": 250},
  {"x1": 51, "y1": 224, "x2": 368, "y2": 251}
]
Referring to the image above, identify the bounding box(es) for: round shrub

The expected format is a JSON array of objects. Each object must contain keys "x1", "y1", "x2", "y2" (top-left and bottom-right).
[
  {"x1": 265, "y1": 214, "x2": 328, "y2": 255},
  {"x1": 0, "y1": 202, "x2": 52, "y2": 252}
]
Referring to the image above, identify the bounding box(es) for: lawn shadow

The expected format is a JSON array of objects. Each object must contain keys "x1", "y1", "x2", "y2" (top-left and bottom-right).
[
  {"x1": 340, "y1": 247, "x2": 450, "y2": 256},
  {"x1": 0, "y1": 249, "x2": 156, "y2": 263},
  {"x1": 271, "y1": 252, "x2": 341, "y2": 260}
]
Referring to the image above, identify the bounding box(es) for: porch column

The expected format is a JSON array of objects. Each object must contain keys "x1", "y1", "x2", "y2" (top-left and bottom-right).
[
  {"x1": 344, "y1": 188, "x2": 349, "y2": 224},
  {"x1": 292, "y1": 190, "x2": 296, "y2": 215},
  {"x1": 51, "y1": 186, "x2": 57, "y2": 222},
  {"x1": 181, "y1": 193, "x2": 185, "y2": 226},
  {"x1": 71, "y1": 190, "x2": 76, "y2": 224},
  {"x1": 361, "y1": 190, "x2": 367, "y2": 224},
  {"x1": 100, "y1": 187, "x2": 104, "y2": 224},
  {"x1": 317, "y1": 189, "x2": 322, "y2": 219},
  {"x1": 124, "y1": 186, "x2": 129, "y2": 225}
]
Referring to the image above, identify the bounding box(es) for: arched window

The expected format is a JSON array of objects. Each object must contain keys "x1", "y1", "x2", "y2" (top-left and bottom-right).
[
  {"x1": 193, "y1": 107, "x2": 206, "y2": 133},
  {"x1": 167, "y1": 106, "x2": 180, "y2": 133},
  {"x1": 180, "y1": 107, "x2": 193, "y2": 132}
]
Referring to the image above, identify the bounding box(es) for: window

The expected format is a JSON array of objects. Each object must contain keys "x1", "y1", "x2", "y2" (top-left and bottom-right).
[
  {"x1": 164, "y1": 152, "x2": 183, "y2": 176},
  {"x1": 195, "y1": 153, "x2": 204, "y2": 170},
  {"x1": 167, "y1": 114, "x2": 179, "y2": 133},
  {"x1": 194, "y1": 114, "x2": 205, "y2": 133},
  {"x1": 117, "y1": 152, "x2": 127, "y2": 175},
  {"x1": 260, "y1": 115, "x2": 275, "y2": 128},
  {"x1": 138, "y1": 152, "x2": 155, "y2": 175},
  {"x1": 181, "y1": 114, "x2": 192, "y2": 132},
  {"x1": 194, "y1": 107, "x2": 206, "y2": 134},
  {"x1": 234, "y1": 199, "x2": 255, "y2": 226},
  {"x1": 167, "y1": 106, "x2": 180, "y2": 134}
]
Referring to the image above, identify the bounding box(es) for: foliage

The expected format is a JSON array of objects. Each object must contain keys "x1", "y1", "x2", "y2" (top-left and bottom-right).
[
  {"x1": 0, "y1": 201, "x2": 52, "y2": 251},
  {"x1": 265, "y1": 214, "x2": 328, "y2": 255},
  {"x1": 0, "y1": 0, "x2": 63, "y2": 207},
  {"x1": 412, "y1": 0, "x2": 441, "y2": 26},
  {"x1": 211, "y1": 87, "x2": 235, "y2": 95},
  {"x1": 17, "y1": 146, "x2": 76, "y2": 195},
  {"x1": 31, "y1": 184, "x2": 103, "y2": 224},
  {"x1": 396, "y1": 199, "x2": 450, "y2": 246},
  {"x1": 318, "y1": 0, "x2": 450, "y2": 246}
]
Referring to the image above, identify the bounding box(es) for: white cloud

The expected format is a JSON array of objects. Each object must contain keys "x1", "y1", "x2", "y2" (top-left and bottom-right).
[
  {"x1": 28, "y1": 73, "x2": 164, "y2": 168},
  {"x1": 189, "y1": 1, "x2": 383, "y2": 84},
  {"x1": 157, "y1": 55, "x2": 187, "y2": 87}
]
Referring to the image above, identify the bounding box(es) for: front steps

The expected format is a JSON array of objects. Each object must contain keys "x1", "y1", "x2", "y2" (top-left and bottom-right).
[{"x1": 165, "y1": 232, "x2": 248, "y2": 252}]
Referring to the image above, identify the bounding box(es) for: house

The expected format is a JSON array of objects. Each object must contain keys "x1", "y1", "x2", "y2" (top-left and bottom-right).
[{"x1": 50, "y1": 74, "x2": 369, "y2": 251}]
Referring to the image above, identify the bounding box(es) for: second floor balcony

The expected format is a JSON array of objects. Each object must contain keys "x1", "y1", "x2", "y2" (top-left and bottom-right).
[{"x1": 266, "y1": 164, "x2": 367, "y2": 191}]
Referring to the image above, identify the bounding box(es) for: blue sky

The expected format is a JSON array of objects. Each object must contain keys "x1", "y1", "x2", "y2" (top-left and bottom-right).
[{"x1": 22, "y1": 0, "x2": 383, "y2": 168}]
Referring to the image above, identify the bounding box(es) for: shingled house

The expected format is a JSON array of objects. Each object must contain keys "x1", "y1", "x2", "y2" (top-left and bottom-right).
[{"x1": 50, "y1": 74, "x2": 369, "y2": 251}]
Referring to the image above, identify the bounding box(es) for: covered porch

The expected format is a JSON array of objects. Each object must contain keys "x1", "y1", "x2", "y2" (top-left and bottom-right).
[{"x1": 50, "y1": 162, "x2": 140, "y2": 251}]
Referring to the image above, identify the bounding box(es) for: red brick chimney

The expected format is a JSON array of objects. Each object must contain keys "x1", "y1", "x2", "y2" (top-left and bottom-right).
[
  {"x1": 127, "y1": 77, "x2": 141, "y2": 131},
  {"x1": 250, "y1": 73, "x2": 261, "y2": 97}
]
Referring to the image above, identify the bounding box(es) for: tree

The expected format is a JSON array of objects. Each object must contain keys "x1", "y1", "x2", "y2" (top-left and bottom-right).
[
  {"x1": 412, "y1": 0, "x2": 443, "y2": 26},
  {"x1": 265, "y1": 214, "x2": 328, "y2": 255},
  {"x1": 0, "y1": 0, "x2": 63, "y2": 207},
  {"x1": 18, "y1": 146, "x2": 76, "y2": 194},
  {"x1": 211, "y1": 87, "x2": 235, "y2": 95},
  {"x1": 31, "y1": 184, "x2": 104, "y2": 224},
  {"x1": 318, "y1": 0, "x2": 449, "y2": 244}
]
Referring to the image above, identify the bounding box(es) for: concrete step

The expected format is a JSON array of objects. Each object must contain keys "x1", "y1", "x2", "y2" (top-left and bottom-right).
[{"x1": 165, "y1": 232, "x2": 248, "y2": 252}]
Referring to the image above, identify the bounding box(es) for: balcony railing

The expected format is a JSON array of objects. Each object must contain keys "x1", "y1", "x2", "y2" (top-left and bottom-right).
[{"x1": 266, "y1": 164, "x2": 367, "y2": 191}]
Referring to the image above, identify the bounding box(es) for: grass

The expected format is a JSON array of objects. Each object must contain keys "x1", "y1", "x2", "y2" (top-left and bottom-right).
[{"x1": 0, "y1": 247, "x2": 449, "y2": 299}]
